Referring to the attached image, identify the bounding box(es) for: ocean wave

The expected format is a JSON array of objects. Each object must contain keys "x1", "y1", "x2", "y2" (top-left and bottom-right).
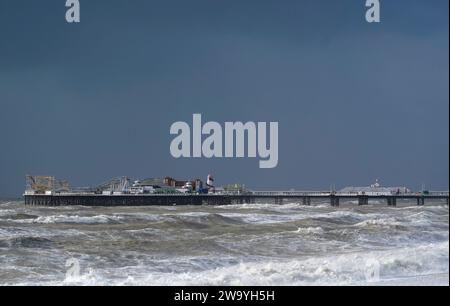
[
  {"x1": 111, "y1": 213, "x2": 164, "y2": 222},
  {"x1": 167, "y1": 213, "x2": 246, "y2": 228},
  {"x1": 14, "y1": 214, "x2": 125, "y2": 225},
  {"x1": 1, "y1": 203, "x2": 448, "y2": 286},
  {"x1": 0, "y1": 236, "x2": 53, "y2": 249},
  {"x1": 215, "y1": 202, "x2": 308, "y2": 210},
  {"x1": 1, "y1": 213, "x2": 39, "y2": 221},
  {"x1": 31, "y1": 241, "x2": 448, "y2": 286},
  {"x1": 0, "y1": 209, "x2": 17, "y2": 217},
  {"x1": 216, "y1": 203, "x2": 298, "y2": 210},
  {"x1": 215, "y1": 202, "x2": 331, "y2": 212},
  {"x1": 397, "y1": 205, "x2": 449, "y2": 212},
  {"x1": 295, "y1": 227, "x2": 325, "y2": 235},
  {"x1": 219, "y1": 212, "x2": 301, "y2": 224},
  {"x1": 354, "y1": 217, "x2": 403, "y2": 229},
  {"x1": 311, "y1": 210, "x2": 383, "y2": 225},
  {"x1": 152, "y1": 241, "x2": 449, "y2": 286}
]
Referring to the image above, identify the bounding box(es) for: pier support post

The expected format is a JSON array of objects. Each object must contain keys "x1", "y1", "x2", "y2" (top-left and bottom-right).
[
  {"x1": 330, "y1": 196, "x2": 339, "y2": 207},
  {"x1": 417, "y1": 197, "x2": 425, "y2": 206},
  {"x1": 302, "y1": 197, "x2": 311, "y2": 206},
  {"x1": 358, "y1": 196, "x2": 369, "y2": 206},
  {"x1": 387, "y1": 197, "x2": 397, "y2": 207}
]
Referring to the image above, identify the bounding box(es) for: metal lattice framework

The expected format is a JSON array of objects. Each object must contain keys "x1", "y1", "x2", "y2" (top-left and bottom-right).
[
  {"x1": 26, "y1": 175, "x2": 70, "y2": 193},
  {"x1": 94, "y1": 176, "x2": 130, "y2": 192}
]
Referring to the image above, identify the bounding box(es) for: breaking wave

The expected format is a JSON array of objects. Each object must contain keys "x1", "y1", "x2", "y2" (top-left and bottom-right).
[
  {"x1": 19, "y1": 241, "x2": 449, "y2": 286},
  {"x1": 0, "y1": 200, "x2": 448, "y2": 285},
  {"x1": 0, "y1": 236, "x2": 54, "y2": 249},
  {"x1": 17, "y1": 214, "x2": 125, "y2": 225},
  {"x1": 295, "y1": 227, "x2": 325, "y2": 235}
]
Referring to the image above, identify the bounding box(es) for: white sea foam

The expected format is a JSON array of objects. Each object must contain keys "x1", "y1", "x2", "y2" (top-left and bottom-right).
[
  {"x1": 0, "y1": 209, "x2": 17, "y2": 217},
  {"x1": 1, "y1": 202, "x2": 448, "y2": 286},
  {"x1": 16, "y1": 214, "x2": 125, "y2": 224},
  {"x1": 23, "y1": 241, "x2": 448, "y2": 286},
  {"x1": 295, "y1": 227, "x2": 325, "y2": 235},
  {"x1": 354, "y1": 217, "x2": 402, "y2": 228},
  {"x1": 111, "y1": 213, "x2": 165, "y2": 222},
  {"x1": 219, "y1": 212, "x2": 304, "y2": 224},
  {"x1": 167, "y1": 212, "x2": 211, "y2": 217},
  {"x1": 151, "y1": 241, "x2": 448, "y2": 286}
]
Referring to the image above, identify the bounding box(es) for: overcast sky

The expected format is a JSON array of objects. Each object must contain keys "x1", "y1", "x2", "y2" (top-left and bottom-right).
[{"x1": 0, "y1": 0, "x2": 448, "y2": 197}]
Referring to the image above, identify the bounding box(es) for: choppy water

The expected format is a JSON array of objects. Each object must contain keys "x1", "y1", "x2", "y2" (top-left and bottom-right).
[{"x1": 0, "y1": 199, "x2": 448, "y2": 286}]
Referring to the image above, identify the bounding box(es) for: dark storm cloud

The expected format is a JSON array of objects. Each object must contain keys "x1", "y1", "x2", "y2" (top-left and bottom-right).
[{"x1": 0, "y1": 0, "x2": 448, "y2": 196}]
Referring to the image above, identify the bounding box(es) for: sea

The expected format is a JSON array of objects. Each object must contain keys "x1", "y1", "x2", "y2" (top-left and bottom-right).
[{"x1": 0, "y1": 199, "x2": 448, "y2": 286}]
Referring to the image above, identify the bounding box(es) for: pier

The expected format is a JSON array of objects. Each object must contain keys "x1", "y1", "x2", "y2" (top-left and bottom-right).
[{"x1": 24, "y1": 191, "x2": 449, "y2": 207}]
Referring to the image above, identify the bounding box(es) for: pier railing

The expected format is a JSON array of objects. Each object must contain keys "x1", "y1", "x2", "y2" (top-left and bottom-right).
[
  {"x1": 24, "y1": 190, "x2": 449, "y2": 197},
  {"x1": 250, "y1": 191, "x2": 449, "y2": 196},
  {"x1": 251, "y1": 191, "x2": 330, "y2": 196}
]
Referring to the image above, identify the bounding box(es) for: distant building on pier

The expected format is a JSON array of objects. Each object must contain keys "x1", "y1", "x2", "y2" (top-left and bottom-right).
[{"x1": 339, "y1": 179, "x2": 411, "y2": 196}]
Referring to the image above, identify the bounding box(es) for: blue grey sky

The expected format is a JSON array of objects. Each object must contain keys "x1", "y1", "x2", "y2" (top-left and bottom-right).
[{"x1": 0, "y1": 0, "x2": 448, "y2": 197}]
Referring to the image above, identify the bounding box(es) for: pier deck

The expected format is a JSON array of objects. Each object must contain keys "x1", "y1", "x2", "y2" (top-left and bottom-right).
[{"x1": 24, "y1": 192, "x2": 449, "y2": 207}]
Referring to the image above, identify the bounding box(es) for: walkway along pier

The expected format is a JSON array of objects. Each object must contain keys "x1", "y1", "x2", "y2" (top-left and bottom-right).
[{"x1": 24, "y1": 191, "x2": 450, "y2": 207}]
